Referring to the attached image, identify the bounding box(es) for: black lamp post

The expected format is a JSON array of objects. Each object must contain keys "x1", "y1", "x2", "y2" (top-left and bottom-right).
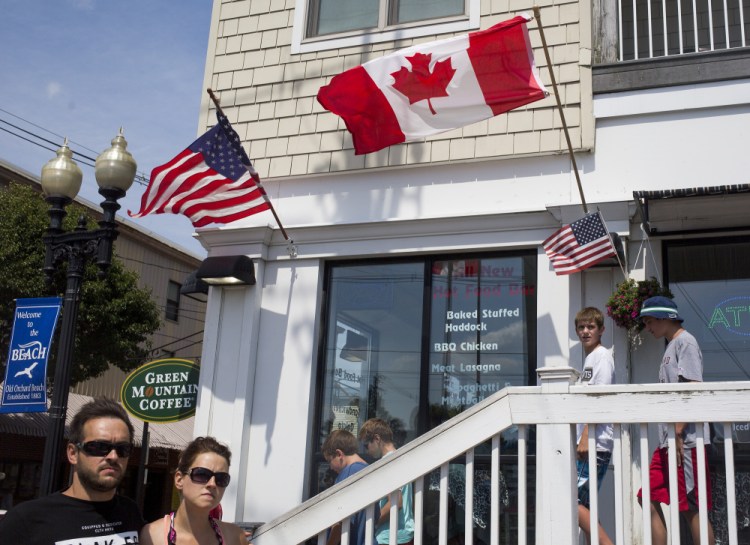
[{"x1": 38, "y1": 130, "x2": 137, "y2": 496}]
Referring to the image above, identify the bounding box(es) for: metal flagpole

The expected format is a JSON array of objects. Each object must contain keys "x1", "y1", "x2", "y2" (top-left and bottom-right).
[{"x1": 532, "y1": 6, "x2": 589, "y2": 214}]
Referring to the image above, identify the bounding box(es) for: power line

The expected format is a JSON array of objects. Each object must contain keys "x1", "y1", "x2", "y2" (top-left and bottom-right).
[
  {"x1": 158, "y1": 310, "x2": 206, "y2": 325},
  {"x1": 0, "y1": 110, "x2": 150, "y2": 186},
  {"x1": 125, "y1": 349, "x2": 203, "y2": 363},
  {"x1": 0, "y1": 125, "x2": 60, "y2": 158},
  {"x1": 166, "y1": 337, "x2": 204, "y2": 353},
  {"x1": 0, "y1": 117, "x2": 97, "y2": 163},
  {"x1": 149, "y1": 329, "x2": 205, "y2": 353},
  {"x1": 0, "y1": 107, "x2": 100, "y2": 156},
  {"x1": 0, "y1": 117, "x2": 105, "y2": 174},
  {"x1": 154, "y1": 305, "x2": 207, "y2": 323},
  {"x1": 115, "y1": 254, "x2": 200, "y2": 275}
]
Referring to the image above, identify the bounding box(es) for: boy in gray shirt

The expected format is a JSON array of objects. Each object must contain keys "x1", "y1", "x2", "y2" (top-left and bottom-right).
[{"x1": 637, "y1": 296, "x2": 715, "y2": 545}]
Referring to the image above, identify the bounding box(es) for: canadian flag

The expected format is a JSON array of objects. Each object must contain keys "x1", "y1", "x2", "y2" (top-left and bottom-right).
[{"x1": 317, "y1": 14, "x2": 548, "y2": 155}]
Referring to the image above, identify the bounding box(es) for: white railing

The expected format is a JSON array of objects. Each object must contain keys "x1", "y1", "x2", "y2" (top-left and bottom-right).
[
  {"x1": 252, "y1": 380, "x2": 750, "y2": 545},
  {"x1": 616, "y1": 0, "x2": 747, "y2": 60}
]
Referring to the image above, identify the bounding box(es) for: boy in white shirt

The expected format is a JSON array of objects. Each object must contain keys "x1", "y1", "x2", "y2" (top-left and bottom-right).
[{"x1": 575, "y1": 307, "x2": 615, "y2": 545}]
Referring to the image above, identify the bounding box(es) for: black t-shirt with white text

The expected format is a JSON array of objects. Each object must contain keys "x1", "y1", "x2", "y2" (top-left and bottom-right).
[{"x1": 0, "y1": 492, "x2": 144, "y2": 545}]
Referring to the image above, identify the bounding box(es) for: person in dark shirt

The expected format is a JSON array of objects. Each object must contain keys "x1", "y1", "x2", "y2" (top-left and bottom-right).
[{"x1": 0, "y1": 397, "x2": 145, "y2": 544}]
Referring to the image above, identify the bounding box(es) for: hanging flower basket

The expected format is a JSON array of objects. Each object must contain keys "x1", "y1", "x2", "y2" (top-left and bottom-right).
[{"x1": 606, "y1": 277, "x2": 674, "y2": 344}]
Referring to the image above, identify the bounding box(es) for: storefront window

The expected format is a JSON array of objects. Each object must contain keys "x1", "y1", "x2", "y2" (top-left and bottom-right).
[
  {"x1": 429, "y1": 256, "x2": 535, "y2": 427},
  {"x1": 665, "y1": 236, "x2": 750, "y2": 545},
  {"x1": 317, "y1": 261, "x2": 424, "y2": 461},
  {"x1": 311, "y1": 253, "x2": 536, "y2": 495},
  {"x1": 666, "y1": 237, "x2": 750, "y2": 382}
]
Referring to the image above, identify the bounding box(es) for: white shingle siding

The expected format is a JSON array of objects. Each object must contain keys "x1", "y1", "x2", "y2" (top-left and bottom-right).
[{"x1": 203, "y1": 0, "x2": 591, "y2": 177}]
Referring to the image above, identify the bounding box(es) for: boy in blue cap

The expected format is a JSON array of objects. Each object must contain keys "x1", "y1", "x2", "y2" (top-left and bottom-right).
[{"x1": 637, "y1": 296, "x2": 715, "y2": 545}]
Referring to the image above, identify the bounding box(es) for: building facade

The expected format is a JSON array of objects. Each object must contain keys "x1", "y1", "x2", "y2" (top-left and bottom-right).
[{"x1": 191, "y1": 0, "x2": 750, "y2": 540}]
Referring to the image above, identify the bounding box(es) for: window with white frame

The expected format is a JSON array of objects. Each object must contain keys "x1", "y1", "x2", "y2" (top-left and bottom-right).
[
  {"x1": 293, "y1": 0, "x2": 478, "y2": 53},
  {"x1": 308, "y1": 0, "x2": 466, "y2": 37}
]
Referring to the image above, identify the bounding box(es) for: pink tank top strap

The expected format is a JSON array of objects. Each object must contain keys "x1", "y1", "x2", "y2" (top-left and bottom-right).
[
  {"x1": 165, "y1": 512, "x2": 177, "y2": 545},
  {"x1": 209, "y1": 516, "x2": 225, "y2": 544},
  {"x1": 163, "y1": 511, "x2": 223, "y2": 545}
]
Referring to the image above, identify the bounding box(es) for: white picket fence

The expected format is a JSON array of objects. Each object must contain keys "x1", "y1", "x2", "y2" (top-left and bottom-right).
[{"x1": 252, "y1": 379, "x2": 750, "y2": 545}]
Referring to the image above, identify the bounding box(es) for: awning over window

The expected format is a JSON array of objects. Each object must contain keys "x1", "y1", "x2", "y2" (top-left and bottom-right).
[{"x1": 634, "y1": 184, "x2": 750, "y2": 236}]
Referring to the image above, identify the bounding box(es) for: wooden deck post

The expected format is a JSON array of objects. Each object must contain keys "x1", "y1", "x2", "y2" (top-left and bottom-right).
[{"x1": 536, "y1": 365, "x2": 580, "y2": 545}]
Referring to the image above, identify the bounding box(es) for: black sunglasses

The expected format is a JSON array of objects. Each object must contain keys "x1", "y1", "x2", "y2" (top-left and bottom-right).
[
  {"x1": 76, "y1": 440, "x2": 133, "y2": 458},
  {"x1": 186, "y1": 467, "x2": 231, "y2": 488}
]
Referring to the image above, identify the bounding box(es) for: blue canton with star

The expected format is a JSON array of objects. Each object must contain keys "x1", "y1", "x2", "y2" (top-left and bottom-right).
[
  {"x1": 571, "y1": 213, "x2": 607, "y2": 245},
  {"x1": 189, "y1": 112, "x2": 252, "y2": 182}
]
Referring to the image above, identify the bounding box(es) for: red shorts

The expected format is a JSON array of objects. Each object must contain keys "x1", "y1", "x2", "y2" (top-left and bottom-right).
[{"x1": 638, "y1": 447, "x2": 712, "y2": 512}]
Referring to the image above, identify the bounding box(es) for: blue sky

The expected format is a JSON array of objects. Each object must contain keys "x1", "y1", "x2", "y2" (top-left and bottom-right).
[{"x1": 0, "y1": 0, "x2": 214, "y2": 256}]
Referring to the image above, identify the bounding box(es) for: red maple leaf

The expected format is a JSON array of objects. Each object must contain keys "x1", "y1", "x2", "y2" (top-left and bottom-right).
[{"x1": 390, "y1": 52, "x2": 456, "y2": 115}]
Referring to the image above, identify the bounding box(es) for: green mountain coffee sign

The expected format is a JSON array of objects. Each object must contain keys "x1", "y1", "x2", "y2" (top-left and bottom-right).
[{"x1": 121, "y1": 358, "x2": 200, "y2": 423}]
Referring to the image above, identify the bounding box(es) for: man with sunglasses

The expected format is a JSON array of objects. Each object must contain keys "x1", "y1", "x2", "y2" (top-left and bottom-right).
[{"x1": 0, "y1": 398, "x2": 145, "y2": 544}]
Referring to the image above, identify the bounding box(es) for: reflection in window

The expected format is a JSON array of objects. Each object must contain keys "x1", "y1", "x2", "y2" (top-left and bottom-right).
[
  {"x1": 307, "y1": 0, "x2": 465, "y2": 37},
  {"x1": 313, "y1": 253, "x2": 536, "y2": 483},
  {"x1": 666, "y1": 237, "x2": 750, "y2": 545},
  {"x1": 666, "y1": 238, "x2": 750, "y2": 382},
  {"x1": 312, "y1": 255, "x2": 537, "y2": 543},
  {"x1": 397, "y1": 0, "x2": 465, "y2": 24},
  {"x1": 311, "y1": 0, "x2": 378, "y2": 36},
  {"x1": 429, "y1": 256, "x2": 536, "y2": 428},
  {"x1": 318, "y1": 262, "x2": 423, "y2": 460}
]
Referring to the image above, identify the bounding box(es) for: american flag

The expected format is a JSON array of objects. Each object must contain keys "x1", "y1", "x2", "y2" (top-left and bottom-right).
[
  {"x1": 543, "y1": 212, "x2": 617, "y2": 275},
  {"x1": 129, "y1": 111, "x2": 270, "y2": 227}
]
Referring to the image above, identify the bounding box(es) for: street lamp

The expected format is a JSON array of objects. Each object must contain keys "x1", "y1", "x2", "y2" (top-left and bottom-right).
[{"x1": 38, "y1": 130, "x2": 136, "y2": 495}]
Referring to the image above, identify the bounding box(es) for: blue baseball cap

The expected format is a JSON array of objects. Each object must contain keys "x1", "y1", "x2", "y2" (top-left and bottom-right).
[{"x1": 639, "y1": 296, "x2": 683, "y2": 322}]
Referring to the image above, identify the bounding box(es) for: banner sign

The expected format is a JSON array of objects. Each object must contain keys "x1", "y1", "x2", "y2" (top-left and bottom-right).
[
  {"x1": 0, "y1": 297, "x2": 62, "y2": 413},
  {"x1": 120, "y1": 358, "x2": 200, "y2": 423}
]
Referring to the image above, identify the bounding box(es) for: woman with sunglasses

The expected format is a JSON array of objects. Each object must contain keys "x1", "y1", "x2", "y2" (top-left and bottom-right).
[{"x1": 140, "y1": 436, "x2": 248, "y2": 545}]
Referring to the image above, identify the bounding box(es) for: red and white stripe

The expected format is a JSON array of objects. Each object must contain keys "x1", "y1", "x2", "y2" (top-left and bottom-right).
[
  {"x1": 543, "y1": 227, "x2": 615, "y2": 275},
  {"x1": 130, "y1": 150, "x2": 269, "y2": 228}
]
